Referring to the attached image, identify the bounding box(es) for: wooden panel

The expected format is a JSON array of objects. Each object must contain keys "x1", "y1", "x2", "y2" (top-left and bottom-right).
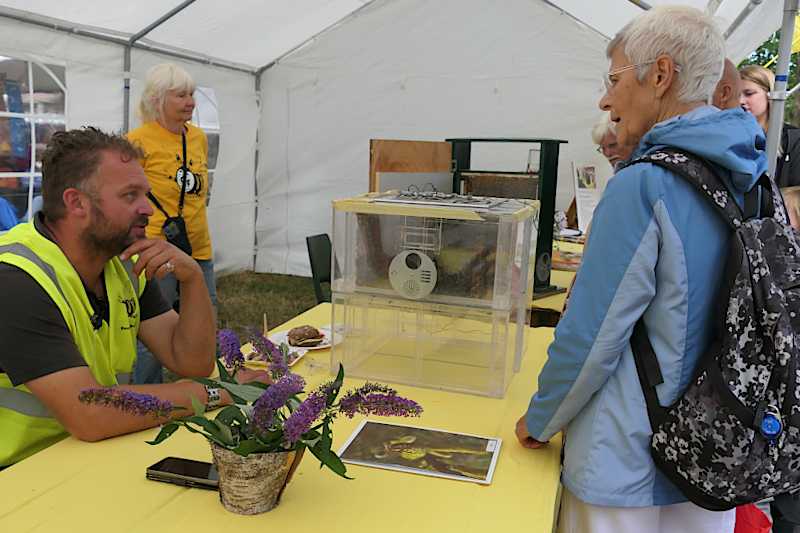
[
  {"x1": 461, "y1": 172, "x2": 539, "y2": 200},
  {"x1": 369, "y1": 139, "x2": 452, "y2": 192}
]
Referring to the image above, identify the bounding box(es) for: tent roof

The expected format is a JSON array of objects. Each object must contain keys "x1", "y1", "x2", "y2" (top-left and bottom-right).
[{"x1": 0, "y1": 0, "x2": 785, "y2": 73}]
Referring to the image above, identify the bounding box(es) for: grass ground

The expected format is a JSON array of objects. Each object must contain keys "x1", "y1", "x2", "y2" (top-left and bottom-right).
[{"x1": 215, "y1": 271, "x2": 319, "y2": 337}]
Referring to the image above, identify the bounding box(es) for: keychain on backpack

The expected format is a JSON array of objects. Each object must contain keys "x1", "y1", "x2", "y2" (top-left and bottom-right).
[{"x1": 761, "y1": 405, "x2": 783, "y2": 443}]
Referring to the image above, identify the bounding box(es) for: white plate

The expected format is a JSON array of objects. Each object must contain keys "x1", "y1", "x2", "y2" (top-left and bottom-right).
[{"x1": 270, "y1": 326, "x2": 334, "y2": 351}]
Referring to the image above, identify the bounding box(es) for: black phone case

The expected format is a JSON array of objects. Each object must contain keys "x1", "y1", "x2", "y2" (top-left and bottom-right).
[{"x1": 145, "y1": 471, "x2": 218, "y2": 491}]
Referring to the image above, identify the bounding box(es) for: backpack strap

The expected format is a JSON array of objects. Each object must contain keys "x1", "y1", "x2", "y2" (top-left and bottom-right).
[
  {"x1": 627, "y1": 148, "x2": 745, "y2": 228},
  {"x1": 624, "y1": 148, "x2": 759, "y2": 432},
  {"x1": 631, "y1": 319, "x2": 667, "y2": 429}
]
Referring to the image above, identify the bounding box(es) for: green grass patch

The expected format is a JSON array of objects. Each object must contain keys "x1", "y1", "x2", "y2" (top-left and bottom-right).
[{"x1": 216, "y1": 271, "x2": 318, "y2": 338}]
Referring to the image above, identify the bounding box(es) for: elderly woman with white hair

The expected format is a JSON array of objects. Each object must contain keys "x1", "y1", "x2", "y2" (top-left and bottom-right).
[
  {"x1": 591, "y1": 113, "x2": 634, "y2": 170},
  {"x1": 516, "y1": 6, "x2": 766, "y2": 532},
  {"x1": 127, "y1": 63, "x2": 215, "y2": 384}
]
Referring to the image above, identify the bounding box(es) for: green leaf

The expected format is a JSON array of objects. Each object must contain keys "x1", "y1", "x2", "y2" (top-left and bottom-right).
[
  {"x1": 213, "y1": 419, "x2": 235, "y2": 445},
  {"x1": 309, "y1": 438, "x2": 352, "y2": 479},
  {"x1": 287, "y1": 397, "x2": 301, "y2": 412},
  {"x1": 216, "y1": 358, "x2": 235, "y2": 383},
  {"x1": 232, "y1": 438, "x2": 273, "y2": 457},
  {"x1": 193, "y1": 376, "x2": 247, "y2": 404},
  {"x1": 215, "y1": 381, "x2": 268, "y2": 403},
  {"x1": 190, "y1": 394, "x2": 205, "y2": 417},
  {"x1": 325, "y1": 364, "x2": 345, "y2": 406},
  {"x1": 299, "y1": 428, "x2": 321, "y2": 448},
  {"x1": 215, "y1": 405, "x2": 248, "y2": 427},
  {"x1": 185, "y1": 415, "x2": 233, "y2": 446},
  {"x1": 254, "y1": 429, "x2": 284, "y2": 447},
  {"x1": 146, "y1": 422, "x2": 181, "y2": 445},
  {"x1": 320, "y1": 419, "x2": 332, "y2": 451},
  {"x1": 182, "y1": 421, "x2": 229, "y2": 448}
]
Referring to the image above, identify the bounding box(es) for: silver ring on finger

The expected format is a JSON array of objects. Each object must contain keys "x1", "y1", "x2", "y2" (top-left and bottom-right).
[{"x1": 163, "y1": 260, "x2": 175, "y2": 274}]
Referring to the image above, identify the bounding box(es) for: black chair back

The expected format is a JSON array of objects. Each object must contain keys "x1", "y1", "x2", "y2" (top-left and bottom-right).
[{"x1": 306, "y1": 233, "x2": 332, "y2": 303}]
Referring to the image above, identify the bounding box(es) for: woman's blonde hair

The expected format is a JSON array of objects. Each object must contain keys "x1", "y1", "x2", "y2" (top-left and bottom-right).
[
  {"x1": 137, "y1": 63, "x2": 196, "y2": 123},
  {"x1": 739, "y1": 64, "x2": 774, "y2": 115}
]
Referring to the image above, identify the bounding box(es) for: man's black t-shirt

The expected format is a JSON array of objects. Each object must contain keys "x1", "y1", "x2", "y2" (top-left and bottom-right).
[{"x1": 0, "y1": 216, "x2": 171, "y2": 386}]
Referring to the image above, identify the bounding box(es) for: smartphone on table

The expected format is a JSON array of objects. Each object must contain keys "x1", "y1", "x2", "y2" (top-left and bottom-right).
[{"x1": 146, "y1": 457, "x2": 219, "y2": 490}]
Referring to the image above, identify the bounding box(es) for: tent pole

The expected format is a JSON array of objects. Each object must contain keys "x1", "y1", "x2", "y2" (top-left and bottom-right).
[
  {"x1": 766, "y1": 0, "x2": 799, "y2": 178},
  {"x1": 123, "y1": 46, "x2": 132, "y2": 132},
  {"x1": 123, "y1": 0, "x2": 197, "y2": 132},
  {"x1": 0, "y1": 8, "x2": 255, "y2": 75},
  {"x1": 625, "y1": 0, "x2": 652, "y2": 9},
  {"x1": 253, "y1": 74, "x2": 261, "y2": 271},
  {"x1": 705, "y1": 0, "x2": 723, "y2": 15},
  {"x1": 724, "y1": 0, "x2": 763, "y2": 39},
  {"x1": 129, "y1": 1, "x2": 196, "y2": 44}
]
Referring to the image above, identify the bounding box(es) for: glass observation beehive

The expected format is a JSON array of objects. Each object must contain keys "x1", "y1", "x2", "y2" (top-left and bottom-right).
[{"x1": 330, "y1": 191, "x2": 538, "y2": 398}]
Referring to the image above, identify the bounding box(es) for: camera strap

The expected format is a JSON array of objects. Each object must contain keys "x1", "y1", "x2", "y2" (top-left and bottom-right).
[
  {"x1": 147, "y1": 127, "x2": 189, "y2": 218},
  {"x1": 178, "y1": 128, "x2": 188, "y2": 216}
]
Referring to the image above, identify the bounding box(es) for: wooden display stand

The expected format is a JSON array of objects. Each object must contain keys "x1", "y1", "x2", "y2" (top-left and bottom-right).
[{"x1": 368, "y1": 139, "x2": 452, "y2": 192}]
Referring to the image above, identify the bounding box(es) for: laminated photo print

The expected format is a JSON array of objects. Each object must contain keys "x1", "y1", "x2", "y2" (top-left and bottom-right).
[{"x1": 338, "y1": 420, "x2": 501, "y2": 484}]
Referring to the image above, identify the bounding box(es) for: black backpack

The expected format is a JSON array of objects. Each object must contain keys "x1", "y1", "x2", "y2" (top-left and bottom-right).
[{"x1": 628, "y1": 148, "x2": 800, "y2": 511}]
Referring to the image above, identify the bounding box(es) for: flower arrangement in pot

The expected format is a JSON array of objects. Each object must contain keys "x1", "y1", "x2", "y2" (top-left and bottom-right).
[{"x1": 78, "y1": 329, "x2": 422, "y2": 515}]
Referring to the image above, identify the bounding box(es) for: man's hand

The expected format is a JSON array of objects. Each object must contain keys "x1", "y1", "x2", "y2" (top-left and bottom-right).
[
  {"x1": 515, "y1": 415, "x2": 547, "y2": 449},
  {"x1": 130, "y1": 238, "x2": 215, "y2": 379},
  {"x1": 120, "y1": 239, "x2": 201, "y2": 282},
  {"x1": 235, "y1": 368, "x2": 273, "y2": 386}
]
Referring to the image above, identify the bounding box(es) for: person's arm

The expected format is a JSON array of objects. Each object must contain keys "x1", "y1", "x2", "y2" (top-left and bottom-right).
[
  {"x1": 121, "y1": 239, "x2": 215, "y2": 378},
  {"x1": 519, "y1": 165, "x2": 663, "y2": 445},
  {"x1": 0, "y1": 263, "x2": 269, "y2": 442},
  {"x1": 25, "y1": 366, "x2": 271, "y2": 442}
]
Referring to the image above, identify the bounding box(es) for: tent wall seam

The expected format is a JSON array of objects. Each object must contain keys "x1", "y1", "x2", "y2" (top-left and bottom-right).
[{"x1": 253, "y1": 75, "x2": 262, "y2": 270}]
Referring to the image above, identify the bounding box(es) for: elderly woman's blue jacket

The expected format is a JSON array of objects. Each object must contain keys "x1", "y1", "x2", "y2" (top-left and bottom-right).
[{"x1": 525, "y1": 106, "x2": 768, "y2": 507}]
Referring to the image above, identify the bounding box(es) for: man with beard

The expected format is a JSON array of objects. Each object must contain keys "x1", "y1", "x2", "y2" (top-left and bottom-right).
[{"x1": 0, "y1": 128, "x2": 267, "y2": 467}]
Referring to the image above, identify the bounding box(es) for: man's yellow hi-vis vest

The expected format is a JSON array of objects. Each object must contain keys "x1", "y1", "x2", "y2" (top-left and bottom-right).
[{"x1": 0, "y1": 222, "x2": 146, "y2": 466}]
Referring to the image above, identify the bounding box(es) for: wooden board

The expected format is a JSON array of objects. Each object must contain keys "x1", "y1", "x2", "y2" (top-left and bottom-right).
[
  {"x1": 369, "y1": 139, "x2": 452, "y2": 192},
  {"x1": 461, "y1": 172, "x2": 539, "y2": 200}
]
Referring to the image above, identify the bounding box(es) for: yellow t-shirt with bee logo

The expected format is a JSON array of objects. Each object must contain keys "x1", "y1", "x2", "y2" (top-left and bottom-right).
[{"x1": 126, "y1": 121, "x2": 212, "y2": 260}]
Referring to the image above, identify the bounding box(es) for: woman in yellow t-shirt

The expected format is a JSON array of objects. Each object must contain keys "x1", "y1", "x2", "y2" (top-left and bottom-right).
[{"x1": 127, "y1": 63, "x2": 215, "y2": 384}]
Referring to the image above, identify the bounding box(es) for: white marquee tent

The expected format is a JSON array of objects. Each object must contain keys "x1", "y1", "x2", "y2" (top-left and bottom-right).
[{"x1": 0, "y1": 0, "x2": 788, "y2": 276}]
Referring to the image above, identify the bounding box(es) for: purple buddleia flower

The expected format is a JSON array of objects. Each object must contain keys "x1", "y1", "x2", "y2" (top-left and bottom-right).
[
  {"x1": 338, "y1": 390, "x2": 422, "y2": 419},
  {"x1": 268, "y1": 349, "x2": 289, "y2": 380},
  {"x1": 78, "y1": 388, "x2": 173, "y2": 418},
  {"x1": 338, "y1": 382, "x2": 396, "y2": 416},
  {"x1": 283, "y1": 392, "x2": 327, "y2": 445},
  {"x1": 313, "y1": 380, "x2": 339, "y2": 402},
  {"x1": 218, "y1": 329, "x2": 244, "y2": 371},
  {"x1": 251, "y1": 373, "x2": 306, "y2": 433},
  {"x1": 249, "y1": 332, "x2": 288, "y2": 378}
]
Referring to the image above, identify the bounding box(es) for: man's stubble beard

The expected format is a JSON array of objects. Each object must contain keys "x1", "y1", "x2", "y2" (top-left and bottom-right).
[{"x1": 83, "y1": 201, "x2": 147, "y2": 257}]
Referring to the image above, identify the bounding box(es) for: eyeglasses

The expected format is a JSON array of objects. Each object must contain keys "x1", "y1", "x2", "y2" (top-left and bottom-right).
[
  {"x1": 603, "y1": 60, "x2": 682, "y2": 91},
  {"x1": 596, "y1": 142, "x2": 619, "y2": 155}
]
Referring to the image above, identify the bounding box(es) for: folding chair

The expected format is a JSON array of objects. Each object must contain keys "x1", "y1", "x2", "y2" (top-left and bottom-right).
[{"x1": 305, "y1": 233, "x2": 332, "y2": 304}]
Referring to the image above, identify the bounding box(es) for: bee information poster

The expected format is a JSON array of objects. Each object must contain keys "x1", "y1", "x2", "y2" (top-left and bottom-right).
[{"x1": 338, "y1": 420, "x2": 501, "y2": 484}]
